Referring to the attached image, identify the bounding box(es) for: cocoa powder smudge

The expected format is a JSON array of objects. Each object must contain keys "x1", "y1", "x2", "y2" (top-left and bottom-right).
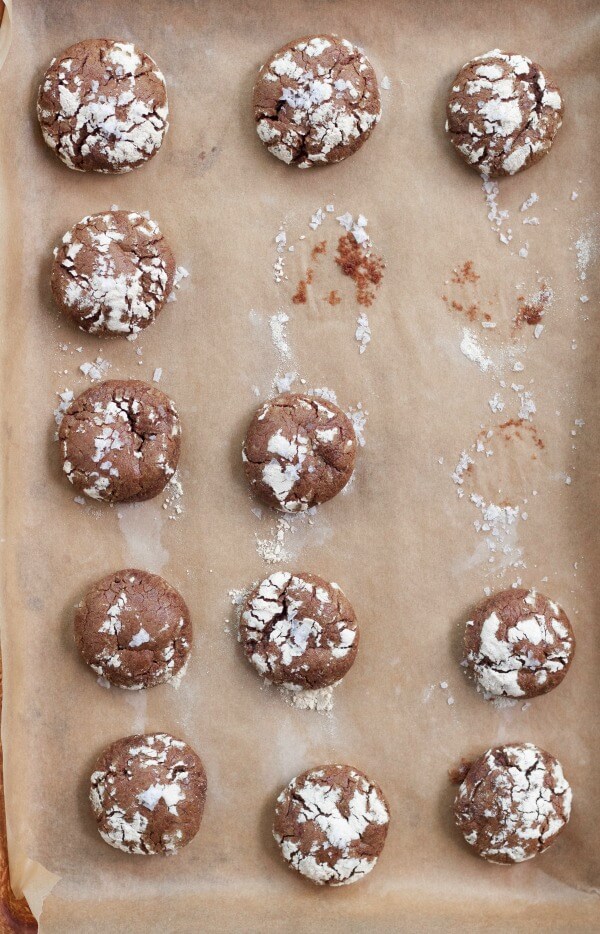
[
  {"x1": 335, "y1": 234, "x2": 384, "y2": 307},
  {"x1": 292, "y1": 268, "x2": 314, "y2": 305},
  {"x1": 451, "y1": 261, "x2": 479, "y2": 285},
  {"x1": 311, "y1": 240, "x2": 327, "y2": 260},
  {"x1": 514, "y1": 284, "x2": 551, "y2": 328}
]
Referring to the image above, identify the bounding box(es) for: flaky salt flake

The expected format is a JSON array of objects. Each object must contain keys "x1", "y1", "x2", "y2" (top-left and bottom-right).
[
  {"x1": 519, "y1": 243, "x2": 529, "y2": 258},
  {"x1": 336, "y1": 212, "x2": 353, "y2": 231},
  {"x1": 381, "y1": 76, "x2": 391, "y2": 90},
  {"x1": 488, "y1": 393, "x2": 504, "y2": 413},
  {"x1": 520, "y1": 193, "x2": 539, "y2": 212},
  {"x1": 523, "y1": 217, "x2": 540, "y2": 226},
  {"x1": 534, "y1": 324, "x2": 544, "y2": 339},
  {"x1": 80, "y1": 357, "x2": 110, "y2": 382},
  {"x1": 309, "y1": 208, "x2": 325, "y2": 230},
  {"x1": 153, "y1": 368, "x2": 162, "y2": 383},
  {"x1": 570, "y1": 191, "x2": 578, "y2": 201},
  {"x1": 579, "y1": 295, "x2": 589, "y2": 303}
]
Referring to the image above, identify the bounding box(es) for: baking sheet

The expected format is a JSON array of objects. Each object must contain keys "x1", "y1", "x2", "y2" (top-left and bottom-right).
[{"x1": 0, "y1": 0, "x2": 599, "y2": 930}]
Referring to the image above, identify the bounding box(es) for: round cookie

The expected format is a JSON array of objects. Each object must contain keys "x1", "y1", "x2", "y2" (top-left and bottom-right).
[
  {"x1": 51, "y1": 211, "x2": 176, "y2": 336},
  {"x1": 239, "y1": 571, "x2": 358, "y2": 690},
  {"x1": 90, "y1": 733, "x2": 207, "y2": 855},
  {"x1": 59, "y1": 379, "x2": 181, "y2": 503},
  {"x1": 463, "y1": 588, "x2": 575, "y2": 699},
  {"x1": 446, "y1": 49, "x2": 563, "y2": 177},
  {"x1": 273, "y1": 764, "x2": 390, "y2": 885},
  {"x1": 74, "y1": 569, "x2": 192, "y2": 689},
  {"x1": 37, "y1": 38, "x2": 168, "y2": 173},
  {"x1": 454, "y1": 743, "x2": 572, "y2": 863},
  {"x1": 242, "y1": 392, "x2": 356, "y2": 512},
  {"x1": 253, "y1": 35, "x2": 381, "y2": 168}
]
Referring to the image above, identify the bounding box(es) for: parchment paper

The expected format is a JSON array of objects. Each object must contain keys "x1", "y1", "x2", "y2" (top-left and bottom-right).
[{"x1": 0, "y1": 1, "x2": 598, "y2": 931}]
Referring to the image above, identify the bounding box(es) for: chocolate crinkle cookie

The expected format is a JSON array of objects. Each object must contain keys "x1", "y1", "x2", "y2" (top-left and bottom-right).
[
  {"x1": 253, "y1": 35, "x2": 381, "y2": 167},
  {"x1": 51, "y1": 211, "x2": 175, "y2": 335},
  {"x1": 90, "y1": 733, "x2": 207, "y2": 855},
  {"x1": 242, "y1": 392, "x2": 356, "y2": 512},
  {"x1": 239, "y1": 571, "x2": 359, "y2": 691},
  {"x1": 59, "y1": 379, "x2": 181, "y2": 503},
  {"x1": 454, "y1": 743, "x2": 572, "y2": 864},
  {"x1": 37, "y1": 38, "x2": 168, "y2": 173},
  {"x1": 273, "y1": 765, "x2": 389, "y2": 885},
  {"x1": 74, "y1": 569, "x2": 192, "y2": 689},
  {"x1": 446, "y1": 49, "x2": 563, "y2": 177},
  {"x1": 463, "y1": 588, "x2": 575, "y2": 699}
]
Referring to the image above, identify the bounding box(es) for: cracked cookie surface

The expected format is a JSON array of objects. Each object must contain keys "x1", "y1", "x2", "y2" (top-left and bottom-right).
[
  {"x1": 273, "y1": 764, "x2": 389, "y2": 885},
  {"x1": 75, "y1": 569, "x2": 192, "y2": 689},
  {"x1": 242, "y1": 392, "x2": 356, "y2": 512},
  {"x1": 51, "y1": 211, "x2": 175, "y2": 335},
  {"x1": 90, "y1": 733, "x2": 207, "y2": 855},
  {"x1": 37, "y1": 38, "x2": 168, "y2": 173},
  {"x1": 253, "y1": 35, "x2": 381, "y2": 168},
  {"x1": 239, "y1": 571, "x2": 358, "y2": 690},
  {"x1": 454, "y1": 743, "x2": 571, "y2": 863},
  {"x1": 446, "y1": 49, "x2": 563, "y2": 177},
  {"x1": 464, "y1": 588, "x2": 575, "y2": 699},
  {"x1": 59, "y1": 379, "x2": 181, "y2": 503}
]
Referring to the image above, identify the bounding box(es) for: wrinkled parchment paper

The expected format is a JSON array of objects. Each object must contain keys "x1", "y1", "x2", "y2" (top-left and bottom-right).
[{"x1": 0, "y1": 1, "x2": 598, "y2": 930}]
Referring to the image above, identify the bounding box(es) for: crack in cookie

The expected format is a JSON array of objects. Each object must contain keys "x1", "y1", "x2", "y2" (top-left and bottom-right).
[
  {"x1": 38, "y1": 39, "x2": 168, "y2": 173},
  {"x1": 253, "y1": 35, "x2": 381, "y2": 168},
  {"x1": 446, "y1": 49, "x2": 563, "y2": 177}
]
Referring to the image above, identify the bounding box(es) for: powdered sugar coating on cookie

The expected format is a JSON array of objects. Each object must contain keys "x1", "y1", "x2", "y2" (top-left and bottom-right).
[
  {"x1": 242, "y1": 392, "x2": 356, "y2": 512},
  {"x1": 37, "y1": 38, "x2": 168, "y2": 173},
  {"x1": 446, "y1": 49, "x2": 563, "y2": 177},
  {"x1": 253, "y1": 35, "x2": 381, "y2": 168},
  {"x1": 59, "y1": 379, "x2": 181, "y2": 503},
  {"x1": 454, "y1": 743, "x2": 571, "y2": 863},
  {"x1": 51, "y1": 211, "x2": 175, "y2": 335},
  {"x1": 464, "y1": 588, "x2": 575, "y2": 699},
  {"x1": 74, "y1": 569, "x2": 192, "y2": 689},
  {"x1": 239, "y1": 571, "x2": 358, "y2": 690},
  {"x1": 273, "y1": 764, "x2": 389, "y2": 885},
  {"x1": 90, "y1": 733, "x2": 206, "y2": 855}
]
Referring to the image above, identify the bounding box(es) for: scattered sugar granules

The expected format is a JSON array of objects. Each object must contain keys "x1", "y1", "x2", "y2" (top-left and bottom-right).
[
  {"x1": 575, "y1": 231, "x2": 595, "y2": 281},
  {"x1": 355, "y1": 312, "x2": 371, "y2": 353},
  {"x1": 166, "y1": 265, "x2": 189, "y2": 303},
  {"x1": 162, "y1": 471, "x2": 183, "y2": 519},
  {"x1": 269, "y1": 312, "x2": 291, "y2": 359},
  {"x1": 460, "y1": 328, "x2": 493, "y2": 372},
  {"x1": 482, "y1": 178, "x2": 511, "y2": 244}
]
